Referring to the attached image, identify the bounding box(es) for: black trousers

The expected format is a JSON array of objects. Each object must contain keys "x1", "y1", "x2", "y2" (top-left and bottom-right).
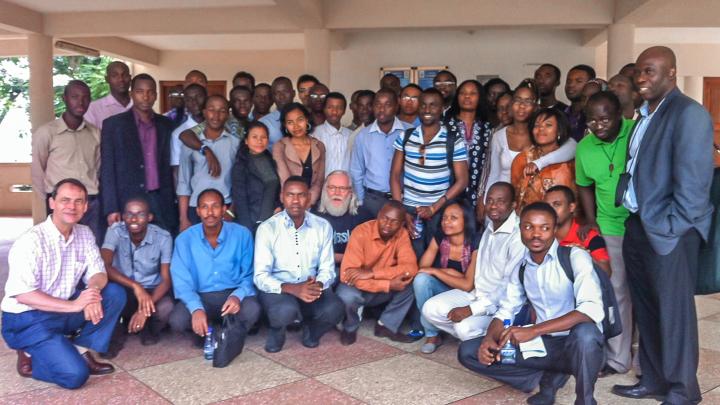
[
  {"x1": 169, "y1": 290, "x2": 261, "y2": 334},
  {"x1": 623, "y1": 214, "x2": 702, "y2": 404},
  {"x1": 258, "y1": 290, "x2": 343, "y2": 338}
]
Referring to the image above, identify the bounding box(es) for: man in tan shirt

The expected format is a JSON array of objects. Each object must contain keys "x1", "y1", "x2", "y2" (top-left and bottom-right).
[
  {"x1": 337, "y1": 200, "x2": 418, "y2": 345},
  {"x1": 31, "y1": 80, "x2": 101, "y2": 241}
]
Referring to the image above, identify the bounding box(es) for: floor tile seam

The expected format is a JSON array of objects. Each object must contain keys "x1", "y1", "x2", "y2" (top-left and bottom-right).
[
  {"x1": 305, "y1": 349, "x2": 408, "y2": 378},
  {"x1": 410, "y1": 350, "x2": 502, "y2": 383},
  {"x1": 445, "y1": 384, "x2": 509, "y2": 404},
  {"x1": 123, "y1": 370, "x2": 175, "y2": 404},
  {"x1": 311, "y1": 378, "x2": 370, "y2": 404},
  {"x1": 244, "y1": 346, "x2": 314, "y2": 379},
  {"x1": 702, "y1": 383, "x2": 720, "y2": 394}
]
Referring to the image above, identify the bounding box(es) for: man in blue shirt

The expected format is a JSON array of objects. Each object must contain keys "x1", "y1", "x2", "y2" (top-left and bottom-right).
[
  {"x1": 259, "y1": 76, "x2": 296, "y2": 150},
  {"x1": 169, "y1": 188, "x2": 260, "y2": 347},
  {"x1": 254, "y1": 176, "x2": 343, "y2": 353},
  {"x1": 101, "y1": 196, "x2": 174, "y2": 355}
]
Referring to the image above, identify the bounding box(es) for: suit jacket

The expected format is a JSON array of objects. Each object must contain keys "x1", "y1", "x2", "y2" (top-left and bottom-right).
[
  {"x1": 100, "y1": 109, "x2": 178, "y2": 232},
  {"x1": 272, "y1": 137, "x2": 326, "y2": 205},
  {"x1": 630, "y1": 87, "x2": 714, "y2": 255}
]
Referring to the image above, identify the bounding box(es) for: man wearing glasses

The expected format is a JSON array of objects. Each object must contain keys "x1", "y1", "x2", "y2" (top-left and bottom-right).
[
  {"x1": 308, "y1": 83, "x2": 330, "y2": 126},
  {"x1": 433, "y1": 70, "x2": 458, "y2": 116},
  {"x1": 397, "y1": 84, "x2": 422, "y2": 128}
]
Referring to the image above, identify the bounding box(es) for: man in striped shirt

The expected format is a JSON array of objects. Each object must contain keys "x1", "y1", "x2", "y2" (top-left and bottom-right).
[{"x1": 390, "y1": 88, "x2": 469, "y2": 257}]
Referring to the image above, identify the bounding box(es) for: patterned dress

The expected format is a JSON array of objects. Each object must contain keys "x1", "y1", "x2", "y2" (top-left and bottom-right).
[{"x1": 445, "y1": 117, "x2": 493, "y2": 207}]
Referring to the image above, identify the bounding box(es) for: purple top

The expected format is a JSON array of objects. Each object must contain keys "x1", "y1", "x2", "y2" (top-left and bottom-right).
[
  {"x1": 133, "y1": 109, "x2": 160, "y2": 191},
  {"x1": 563, "y1": 105, "x2": 587, "y2": 142}
]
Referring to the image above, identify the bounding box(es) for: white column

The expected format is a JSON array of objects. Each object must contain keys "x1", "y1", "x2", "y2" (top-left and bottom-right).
[
  {"x1": 683, "y1": 76, "x2": 704, "y2": 104},
  {"x1": 607, "y1": 24, "x2": 635, "y2": 78},
  {"x1": 304, "y1": 29, "x2": 331, "y2": 85},
  {"x1": 28, "y1": 33, "x2": 54, "y2": 224}
]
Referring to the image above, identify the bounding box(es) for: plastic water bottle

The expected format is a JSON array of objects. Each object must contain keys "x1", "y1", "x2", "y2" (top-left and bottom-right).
[
  {"x1": 499, "y1": 319, "x2": 516, "y2": 364},
  {"x1": 413, "y1": 214, "x2": 423, "y2": 240},
  {"x1": 203, "y1": 327, "x2": 215, "y2": 360}
]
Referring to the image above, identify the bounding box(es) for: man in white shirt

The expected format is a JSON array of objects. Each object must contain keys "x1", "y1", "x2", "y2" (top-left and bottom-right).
[
  {"x1": 459, "y1": 201, "x2": 605, "y2": 405},
  {"x1": 170, "y1": 84, "x2": 207, "y2": 179},
  {"x1": 312, "y1": 92, "x2": 352, "y2": 174},
  {"x1": 254, "y1": 176, "x2": 343, "y2": 353},
  {"x1": 1, "y1": 179, "x2": 125, "y2": 389},
  {"x1": 84, "y1": 61, "x2": 132, "y2": 130},
  {"x1": 422, "y1": 182, "x2": 524, "y2": 341}
]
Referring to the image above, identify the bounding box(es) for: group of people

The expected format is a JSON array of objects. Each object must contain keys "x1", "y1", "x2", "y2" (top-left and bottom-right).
[{"x1": 2, "y1": 44, "x2": 715, "y2": 405}]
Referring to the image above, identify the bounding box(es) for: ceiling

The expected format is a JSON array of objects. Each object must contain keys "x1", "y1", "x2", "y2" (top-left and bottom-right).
[
  {"x1": 5, "y1": 0, "x2": 274, "y2": 12},
  {"x1": 125, "y1": 33, "x2": 305, "y2": 50}
]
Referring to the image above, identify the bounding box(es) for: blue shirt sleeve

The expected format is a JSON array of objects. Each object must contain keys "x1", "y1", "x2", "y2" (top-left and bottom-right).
[
  {"x1": 170, "y1": 234, "x2": 203, "y2": 313},
  {"x1": 350, "y1": 133, "x2": 366, "y2": 202},
  {"x1": 159, "y1": 231, "x2": 173, "y2": 264},
  {"x1": 101, "y1": 223, "x2": 120, "y2": 251},
  {"x1": 231, "y1": 226, "x2": 257, "y2": 301}
]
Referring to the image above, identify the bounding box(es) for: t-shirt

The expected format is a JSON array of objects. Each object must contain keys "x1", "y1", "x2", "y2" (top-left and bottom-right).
[
  {"x1": 559, "y1": 219, "x2": 610, "y2": 262},
  {"x1": 393, "y1": 125, "x2": 467, "y2": 207},
  {"x1": 575, "y1": 118, "x2": 633, "y2": 236},
  {"x1": 315, "y1": 206, "x2": 373, "y2": 255}
]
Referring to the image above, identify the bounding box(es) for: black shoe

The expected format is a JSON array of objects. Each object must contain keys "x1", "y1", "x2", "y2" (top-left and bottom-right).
[
  {"x1": 287, "y1": 320, "x2": 302, "y2": 333},
  {"x1": 612, "y1": 383, "x2": 665, "y2": 401},
  {"x1": 527, "y1": 372, "x2": 569, "y2": 405},
  {"x1": 100, "y1": 325, "x2": 126, "y2": 359},
  {"x1": 374, "y1": 323, "x2": 414, "y2": 343},
  {"x1": 340, "y1": 330, "x2": 357, "y2": 346},
  {"x1": 301, "y1": 324, "x2": 319, "y2": 348},
  {"x1": 247, "y1": 324, "x2": 260, "y2": 336},
  {"x1": 140, "y1": 328, "x2": 159, "y2": 346},
  {"x1": 265, "y1": 327, "x2": 286, "y2": 353},
  {"x1": 598, "y1": 364, "x2": 620, "y2": 378}
]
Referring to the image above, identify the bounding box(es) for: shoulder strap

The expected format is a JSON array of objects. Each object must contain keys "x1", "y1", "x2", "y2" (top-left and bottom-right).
[
  {"x1": 556, "y1": 245, "x2": 575, "y2": 283},
  {"x1": 519, "y1": 262, "x2": 526, "y2": 286},
  {"x1": 401, "y1": 127, "x2": 414, "y2": 150},
  {"x1": 444, "y1": 125, "x2": 457, "y2": 183}
]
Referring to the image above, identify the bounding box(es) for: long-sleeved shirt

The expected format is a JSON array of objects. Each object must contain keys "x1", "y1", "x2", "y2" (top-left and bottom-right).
[
  {"x1": 468, "y1": 211, "x2": 525, "y2": 315},
  {"x1": 350, "y1": 118, "x2": 409, "y2": 202},
  {"x1": 84, "y1": 94, "x2": 132, "y2": 130},
  {"x1": 254, "y1": 211, "x2": 335, "y2": 294},
  {"x1": 171, "y1": 222, "x2": 255, "y2": 314},
  {"x1": 312, "y1": 121, "x2": 352, "y2": 174},
  {"x1": 494, "y1": 240, "x2": 605, "y2": 336},
  {"x1": 340, "y1": 220, "x2": 418, "y2": 293}
]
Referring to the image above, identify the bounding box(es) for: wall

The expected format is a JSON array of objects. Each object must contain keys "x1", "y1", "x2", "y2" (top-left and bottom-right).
[{"x1": 0, "y1": 164, "x2": 32, "y2": 216}]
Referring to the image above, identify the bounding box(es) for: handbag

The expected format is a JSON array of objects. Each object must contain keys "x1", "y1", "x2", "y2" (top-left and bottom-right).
[
  {"x1": 212, "y1": 314, "x2": 247, "y2": 368},
  {"x1": 696, "y1": 168, "x2": 720, "y2": 295}
]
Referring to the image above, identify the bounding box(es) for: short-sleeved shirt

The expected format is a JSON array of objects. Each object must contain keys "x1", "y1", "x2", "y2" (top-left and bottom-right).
[
  {"x1": 393, "y1": 125, "x2": 467, "y2": 207},
  {"x1": 315, "y1": 207, "x2": 373, "y2": 255},
  {"x1": 575, "y1": 118, "x2": 633, "y2": 236},
  {"x1": 559, "y1": 219, "x2": 610, "y2": 262},
  {"x1": 102, "y1": 222, "x2": 173, "y2": 288}
]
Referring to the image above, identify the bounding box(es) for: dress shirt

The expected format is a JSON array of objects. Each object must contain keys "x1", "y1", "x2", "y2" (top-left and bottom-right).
[
  {"x1": 494, "y1": 240, "x2": 605, "y2": 336},
  {"x1": 31, "y1": 117, "x2": 100, "y2": 195},
  {"x1": 133, "y1": 110, "x2": 160, "y2": 191},
  {"x1": 1, "y1": 216, "x2": 105, "y2": 314},
  {"x1": 177, "y1": 129, "x2": 239, "y2": 206},
  {"x1": 190, "y1": 116, "x2": 247, "y2": 144},
  {"x1": 623, "y1": 99, "x2": 665, "y2": 213},
  {"x1": 312, "y1": 121, "x2": 352, "y2": 174},
  {"x1": 84, "y1": 94, "x2": 132, "y2": 130},
  {"x1": 102, "y1": 223, "x2": 173, "y2": 288},
  {"x1": 350, "y1": 118, "x2": 409, "y2": 202},
  {"x1": 170, "y1": 116, "x2": 200, "y2": 166},
  {"x1": 469, "y1": 212, "x2": 525, "y2": 315},
  {"x1": 259, "y1": 110, "x2": 283, "y2": 150},
  {"x1": 171, "y1": 222, "x2": 255, "y2": 314},
  {"x1": 340, "y1": 220, "x2": 418, "y2": 293},
  {"x1": 254, "y1": 211, "x2": 335, "y2": 294}
]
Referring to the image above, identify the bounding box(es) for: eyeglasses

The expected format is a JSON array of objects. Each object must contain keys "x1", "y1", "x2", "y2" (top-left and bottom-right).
[
  {"x1": 123, "y1": 212, "x2": 148, "y2": 220},
  {"x1": 327, "y1": 185, "x2": 352, "y2": 193},
  {"x1": 309, "y1": 94, "x2": 327, "y2": 100},
  {"x1": 434, "y1": 81, "x2": 456, "y2": 87},
  {"x1": 401, "y1": 95, "x2": 419, "y2": 102},
  {"x1": 512, "y1": 97, "x2": 536, "y2": 106},
  {"x1": 587, "y1": 117, "x2": 612, "y2": 127}
]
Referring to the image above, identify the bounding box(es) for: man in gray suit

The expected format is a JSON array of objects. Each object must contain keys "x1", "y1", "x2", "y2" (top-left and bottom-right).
[{"x1": 612, "y1": 46, "x2": 714, "y2": 405}]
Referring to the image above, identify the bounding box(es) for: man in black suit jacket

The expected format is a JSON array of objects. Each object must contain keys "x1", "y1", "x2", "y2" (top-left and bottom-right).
[
  {"x1": 612, "y1": 47, "x2": 714, "y2": 405},
  {"x1": 101, "y1": 73, "x2": 178, "y2": 235}
]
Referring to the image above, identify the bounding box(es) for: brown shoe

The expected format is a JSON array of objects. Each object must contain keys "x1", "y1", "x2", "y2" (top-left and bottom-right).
[
  {"x1": 16, "y1": 350, "x2": 32, "y2": 378},
  {"x1": 340, "y1": 330, "x2": 357, "y2": 346},
  {"x1": 82, "y1": 352, "x2": 115, "y2": 375},
  {"x1": 374, "y1": 323, "x2": 414, "y2": 343}
]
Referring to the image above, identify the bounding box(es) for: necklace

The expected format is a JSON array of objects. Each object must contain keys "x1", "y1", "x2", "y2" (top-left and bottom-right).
[{"x1": 599, "y1": 139, "x2": 620, "y2": 174}]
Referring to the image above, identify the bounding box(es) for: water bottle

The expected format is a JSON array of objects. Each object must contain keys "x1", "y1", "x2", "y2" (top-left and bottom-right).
[
  {"x1": 413, "y1": 214, "x2": 423, "y2": 240},
  {"x1": 499, "y1": 319, "x2": 516, "y2": 364},
  {"x1": 203, "y1": 326, "x2": 215, "y2": 360}
]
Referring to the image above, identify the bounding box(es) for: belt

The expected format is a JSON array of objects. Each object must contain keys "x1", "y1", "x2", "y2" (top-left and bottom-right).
[{"x1": 365, "y1": 188, "x2": 392, "y2": 199}]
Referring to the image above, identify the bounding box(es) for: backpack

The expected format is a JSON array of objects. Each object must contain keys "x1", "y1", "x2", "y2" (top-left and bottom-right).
[{"x1": 519, "y1": 245, "x2": 622, "y2": 341}]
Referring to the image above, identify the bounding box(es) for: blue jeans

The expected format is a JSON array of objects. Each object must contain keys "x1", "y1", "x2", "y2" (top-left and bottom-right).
[
  {"x1": 1, "y1": 283, "x2": 126, "y2": 389},
  {"x1": 412, "y1": 273, "x2": 451, "y2": 337}
]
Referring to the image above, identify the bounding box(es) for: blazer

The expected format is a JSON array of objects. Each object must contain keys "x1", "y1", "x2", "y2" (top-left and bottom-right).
[
  {"x1": 231, "y1": 145, "x2": 281, "y2": 232},
  {"x1": 272, "y1": 136, "x2": 326, "y2": 205},
  {"x1": 628, "y1": 87, "x2": 714, "y2": 255},
  {"x1": 100, "y1": 110, "x2": 178, "y2": 232}
]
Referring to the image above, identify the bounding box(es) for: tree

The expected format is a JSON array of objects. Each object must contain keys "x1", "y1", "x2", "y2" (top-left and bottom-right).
[{"x1": 0, "y1": 57, "x2": 28, "y2": 124}]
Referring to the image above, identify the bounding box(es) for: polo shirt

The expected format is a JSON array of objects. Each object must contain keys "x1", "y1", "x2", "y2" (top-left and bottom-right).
[
  {"x1": 575, "y1": 118, "x2": 633, "y2": 236},
  {"x1": 559, "y1": 219, "x2": 610, "y2": 262}
]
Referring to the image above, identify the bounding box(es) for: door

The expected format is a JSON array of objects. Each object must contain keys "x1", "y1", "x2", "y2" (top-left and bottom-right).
[
  {"x1": 159, "y1": 80, "x2": 227, "y2": 114},
  {"x1": 703, "y1": 77, "x2": 720, "y2": 167}
]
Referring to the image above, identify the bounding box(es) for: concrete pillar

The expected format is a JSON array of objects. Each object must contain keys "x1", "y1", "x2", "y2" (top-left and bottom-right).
[
  {"x1": 684, "y1": 76, "x2": 704, "y2": 104},
  {"x1": 28, "y1": 33, "x2": 54, "y2": 224},
  {"x1": 303, "y1": 29, "x2": 331, "y2": 85},
  {"x1": 607, "y1": 24, "x2": 635, "y2": 78}
]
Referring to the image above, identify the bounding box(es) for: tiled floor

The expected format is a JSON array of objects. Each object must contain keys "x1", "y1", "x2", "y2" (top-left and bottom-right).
[{"x1": 1, "y1": 218, "x2": 720, "y2": 404}]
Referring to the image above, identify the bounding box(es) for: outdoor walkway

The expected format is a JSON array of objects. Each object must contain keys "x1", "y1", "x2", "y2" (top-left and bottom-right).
[{"x1": 1, "y1": 217, "x2": 720, "y2": 404}]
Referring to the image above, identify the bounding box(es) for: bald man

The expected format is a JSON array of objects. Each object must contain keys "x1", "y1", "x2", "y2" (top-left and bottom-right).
[{"x1": 612, "y1": 46, "x2": 714, "y2": 405}]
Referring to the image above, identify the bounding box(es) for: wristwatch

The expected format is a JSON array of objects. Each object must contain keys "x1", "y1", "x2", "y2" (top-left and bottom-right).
[{"x1": 200, "y1": 145, "x2": 209, "y2": 155}]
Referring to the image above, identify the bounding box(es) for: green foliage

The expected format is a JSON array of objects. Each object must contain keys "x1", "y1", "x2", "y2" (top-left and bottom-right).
[{"x1": 0, "y1": 57, "x2": 28, "y2": 124}]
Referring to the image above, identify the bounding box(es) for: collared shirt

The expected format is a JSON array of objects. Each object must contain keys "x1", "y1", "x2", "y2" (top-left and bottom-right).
[
  {"x1": 350, "y1": 118, "x2": 409, "y2": 202},
  {"x1": 575, "y1": 118, "x2": 633, "y2": 235},
  {"x1": 399, "y1": 116, "x2": 421, "y2": 128},
  {"x1": 170, "y1": 116, "x2": 200, "y2": 166},
  {"x1": 259, "y1": 110, "x2": 283, "y2": 150},
  {"x1": 1, "y1": 216, "x2": 105, "y2": 314},
  {"x1": 559, "y1": 219, "x2": 610, "y2": 262},
  {"x1": 393, "y1": 125, "x2": 468, "y2": 207},
  {"x1": 494, "y1": 240, "x2": 605, "y2": 336},
  {"x1": 312, "y1": 121, "x2": 352, "y2": 174},
  {"x1": 133, "y1": 110, "x2": 160, "y2": 191},
  {"x1": 171, "y1": 222, "x2": 255, "y2": 314},
  {"x1": 177, "y1": 129, "x2": 239, "y2": 206},
  {"x1": 190, "y1": 116, "x2": 247, "y2": 144},
  {"x1": 623, "y1": 99, "x2": 665, "y2": 213},
  {"x1": 254, "y1": 211, "x2": 335, "y2": 294},
  {"x1": 340, "y1": 220, "x2": 418, "y2": 293},
  {"x1": 84, "y1": 94, "x2": 133, "y2": 130},
  {"x1": 469, "y1": 212, "x2": 526, "y2": 317},
  {"x1": 101, "y1": 223, "x2": 172, "y2": 288},
  {"x1": 31, "y1": 117, "x2": 100, "y2": 195}
]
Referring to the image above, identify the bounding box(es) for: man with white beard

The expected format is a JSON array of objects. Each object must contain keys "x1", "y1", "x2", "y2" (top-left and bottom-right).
[{"x1": 315, "y1": 171, "x2": 373, "y2": 285}]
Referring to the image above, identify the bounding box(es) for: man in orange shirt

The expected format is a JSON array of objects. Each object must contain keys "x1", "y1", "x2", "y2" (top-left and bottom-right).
[{"x1": 337, "y1": 201, "x2": 418, "y2": 345}]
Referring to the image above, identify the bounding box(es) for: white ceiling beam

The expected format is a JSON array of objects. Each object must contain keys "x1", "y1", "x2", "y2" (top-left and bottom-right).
[
  {"x1": 0, "y1": 38, "x2": 28, "y2": 56},
  {"x1": 0, "y1": 0, "x2": 43, "y2": 34},
  {"x1": 61, "y1": 37, "x2": 160, "y2": 65}
]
